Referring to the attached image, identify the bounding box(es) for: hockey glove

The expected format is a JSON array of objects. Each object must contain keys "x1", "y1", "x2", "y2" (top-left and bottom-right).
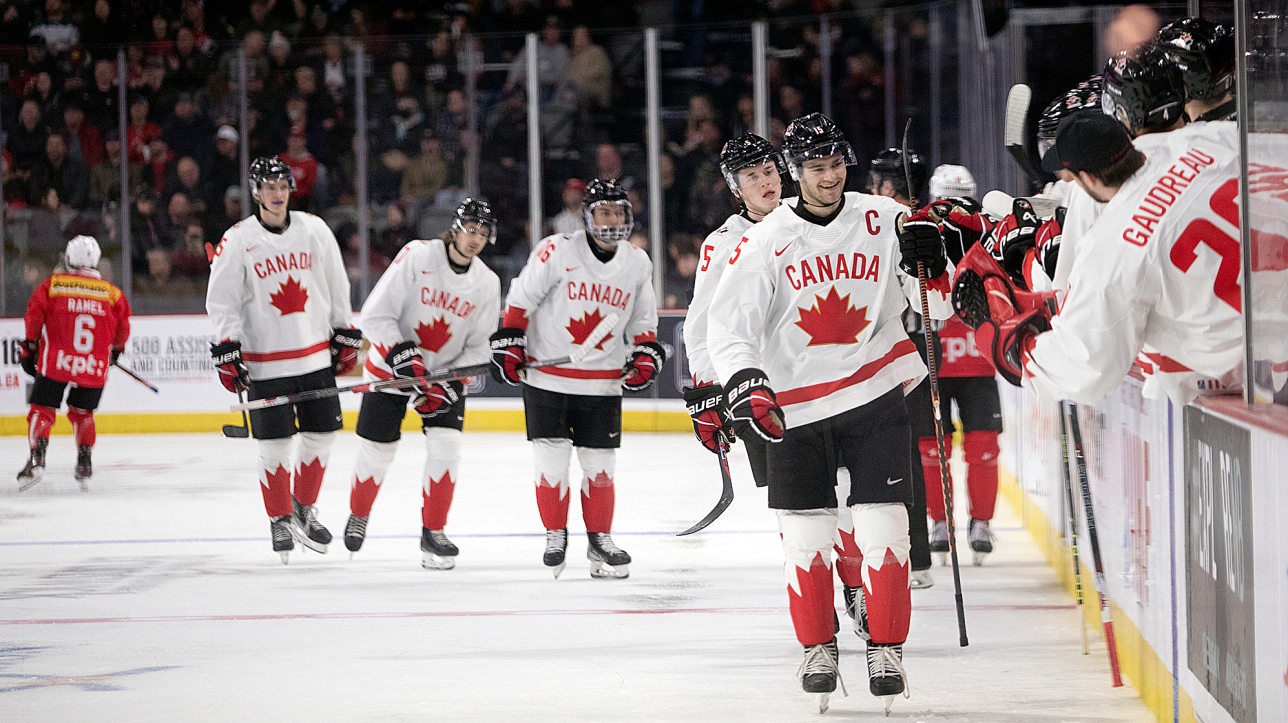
[
  {"x1": 622, "y1": 341, "x2": 666, "y2": 392},
  {"x1": 489, "y1": 328, "x2": 526, "y2": 386},
  {"x1": 952, "y1": 244, "x2": 1056, "y2": 386},
  {"x1": 974, "y1": 310, "x2": 1051, "y2": 387},
  {"x1": 19, "y1": 339, "x2": 38, "y2": 377},
  {"x1": 724, "y1": 368, "x2": 784, "y2": 443},
  {"x1": 387, "y1": 340, "x2": 428, "y2": 389},
  {"x1": 683, "y1": 383, "x2": 734, "y2": 454},
  {"x1": 110, "y1": 347, "x2": 122, "y2": 366},
  {"x1": 989, "y1": 198, "x2": 1042, "y2": 287},
  {"x1": 937, "y1": 200, "x2": 995, "y2": 266},
  {"x1": 210, "y1": 340, "x2": 250, "y2": 393},
  {"x1": 330, "y1": 327, "x2": 364, "y2": 375},
  {"x1": 1033, "y1": 208, "x2": 1064, "y2": 281},
  {"x1": 415, "y1": 380, "x2": 464, "y2": 419},
  {"x1": 896, "y1": 208, "x2": 948, "y2": 280}
]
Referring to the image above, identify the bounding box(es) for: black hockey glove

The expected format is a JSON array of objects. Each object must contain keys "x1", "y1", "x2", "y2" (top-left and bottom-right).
[
  {"x1": 110, "y1": 347, "x2": 122, "y2": 366},
  {"x1": 19, "y1": 339, "x2": 38, "y2": 377},
  {"x1": 989, "y1": 198, "x2": 1042, "y2": 286},
  {"x1": 930, "y1": 197, "x2": 993, "y2": 265},
  {"x1": 489, "y1": 328, "x2": 526, "y2": 386},
  {"x1": 1034, "y1": 207, "x2": 1065, "y2": 281},
  {"x1": 330, "y1": 327, "x2": 364, "y2": 375},
  {"x1": 896, "y1": 208, "x2": 948, "y2": 280},
  {"x1": 622, "y1": 340, "x2": 666, "y2": 392},
  {"x1": 210, "y1": 340, "x2": 250, "y2": 393},
  {"x1": 724, "y1": 368, "x2": 784, "y2": 443},
  {"x1": 683, "y1": 383, "x2": 734, "y2": 454}
]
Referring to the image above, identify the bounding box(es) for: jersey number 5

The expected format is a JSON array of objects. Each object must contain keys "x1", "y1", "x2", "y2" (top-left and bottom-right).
[
  {"x1": 73, "y1": 314, "x2": 97, "y2": 354},
  {"x1": 1169, "y1": 178, "x2": 1242, "y2": 313},
  {"x1": 700, "y1": 244, "x2": 713, "y2": 272}
]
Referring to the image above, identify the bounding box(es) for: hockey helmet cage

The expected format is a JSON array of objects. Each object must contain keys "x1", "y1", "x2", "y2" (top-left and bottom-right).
[
  {"x1": 249, "y1": 155, "x2": 296, "y2": 199},
  {"x1": 582, "y1": 178, "x2": 634, "y2": 245},
  {"x1": 929, "y1": 164, "x2": 977, "y2": 201},
  {"x1": 869, "y1": 147, "x2": 927, "y2": 203},
  {"x1": 719, "y1": 134, "x2": 786, "y2": 190},
  {"x1": 782, "y1": 113, "x2": 857, "y2": 181},
  {"x1": 1037, "y1": 76, "x2": 1103, "y2": 160},
  {"x1": 65, "y1": 235, "x2": 102, "y2": 270},
  {"x1": 452, "y1": 197, "x2": 498, "y2": 244},
  {"x1": 1102, "y1": 44, "x2": 1186, "y2": 134},
  {"x1": 1156, "y1": 17, "x2": 1235, "y2": 102}
]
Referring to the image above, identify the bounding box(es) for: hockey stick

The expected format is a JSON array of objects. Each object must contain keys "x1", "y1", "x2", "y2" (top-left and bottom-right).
[
  {"x1": 1058, "y1": 401, "x2": 1089, "y2": 655},
  {"x1": 113, "y1": 361, "x2": 159, "y2": 393},
  {"x1": 1063, "y1": 400, "x2": 1123, "y2": 686},
  {"x1": 905, "y1": 118, "x2": 968, "y2": 647},
  {"x1": 223, "y1": 389, "x2": 251, "y2": 438},
  {"x1": 676, "y1": 442, "x2": 735, "y2": 536},
  {"x1": 1005, "y1": 84, "x2": 1039, "y2": 189}
]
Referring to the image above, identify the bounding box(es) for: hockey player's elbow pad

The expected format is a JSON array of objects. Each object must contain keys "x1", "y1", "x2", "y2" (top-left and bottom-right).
[
  {"x1": 724, "y1": 368, "x2": 784, "y2": 443},
  {"x1": 489, "y1": 328, "x2": 527, "y2": 386}
]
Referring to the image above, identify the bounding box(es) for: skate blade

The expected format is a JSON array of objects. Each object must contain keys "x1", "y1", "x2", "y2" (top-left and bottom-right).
[
  {"x1": 853, "y1": 622, "x2": 870, "y2": 641},
  {"x1": 817, "y1": 692, "x2": 830, "y2": 714},
  {"x1": 937, "y1": 552, "x2": 949, "y2": 567},
  {"x1": 973, "y1": 551, "x2": 989, "y2": 566},
  {"x1": 279, "y1": 551, "x2": 290, "y2": 564},
  {"x1": 589, "y1": 560, "x2": 629, "y2": 579},
  {"x1": 421, "y1": 552, "x2": 456, "y2": 570},
  {"x1": 549, "y1": 561, "x2": 566, "y2": 579},
  {"x1": 77, "y1": 479, "x2": 88, "y2": 492},
  {"x1": 289, "y1": 525, "x2": 329, "y2": 554},
  {"x1": 16, "y1": 471, "x2": 45, "y2": 492},
  {"x1": 882, "y1": 694, "x2": 895, "y2": 715}
]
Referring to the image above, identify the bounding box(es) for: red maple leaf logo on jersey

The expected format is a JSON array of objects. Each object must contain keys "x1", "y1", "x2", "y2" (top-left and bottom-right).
[
  {"x1": 566, "y1": 308, "x2": 614, "y2": 350},
  {"x1": 795, "y1": 286, "x2": 871, "y2": 346},
  {"x1": 415, "y1": 317, "x2": 453, "y2": 353},
  {"x1": 269, "y1": 276, "x2": 309, "y2": 315}
]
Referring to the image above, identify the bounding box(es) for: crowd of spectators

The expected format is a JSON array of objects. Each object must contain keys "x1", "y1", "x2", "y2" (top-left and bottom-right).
[{"x1": 1, "y1": 0, "x2": 918, "y2": 311}]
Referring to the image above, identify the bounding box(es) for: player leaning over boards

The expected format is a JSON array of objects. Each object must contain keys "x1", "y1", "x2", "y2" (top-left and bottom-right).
[
  {"x1": 205, "y1": 156, "x2": 362, "y2": 564},
  {"x1": 707, "y1": 112, "x2": 954, "y2": 714},
  {"x1": 18, "y1": 236, "x2": 131, "y2": 492},
  {"x1": 343, "y1": 199, "x2": 501, "y2": 569},
  {"x1": 490, "y1": 178, "x2": 663, "y2": 580}
]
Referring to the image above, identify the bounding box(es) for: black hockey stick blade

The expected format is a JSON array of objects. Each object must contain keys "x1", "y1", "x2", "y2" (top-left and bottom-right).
[
  {"x1": 676, "y1": 444, "x2": 735, "y2": 536},
  {"x1": 223, "y1": 389, "x2": 251, "y2": 438}
]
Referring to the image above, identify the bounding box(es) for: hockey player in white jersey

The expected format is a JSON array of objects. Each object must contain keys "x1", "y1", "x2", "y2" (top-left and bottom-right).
[
  {"x1": 490, "y1": 178, "x2": 663, "y2": 580},
  {"x1": 206, "y1": 156, "x2": 361, "y2": 563},
  {"x1": 343, "y1": 199, "x2": 501, "y2": 569},
  {"x1": 707, "y1": 113, "x2": 954, "y2": 713}
]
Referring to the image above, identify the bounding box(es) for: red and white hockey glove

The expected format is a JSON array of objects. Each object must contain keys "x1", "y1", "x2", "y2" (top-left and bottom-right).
[
  {"x1": 897, "y1": 208, "x2": 949, "y2": 281},
  {"x1": 682, "y1": 383, "x2": 734, "y2": 454},
  {"x1": 210, "y1": 340, "x2": 250, "y2": 393},
  {"x1": 19, "y1": 339, "x2": 38, "y2": 377},
  {"x1": 988, "y1": 198, "x2": 1042, "y2": 288},
  {"x1": 622, "y1": 341, "x2": 666, "y2": 392},
  {"x1": 1033, "y1": 208, "x2": 1064, "y2": 281},
  {"x1": 330, "y1": 327, "x2": 364, "y2": 375},
  {"x1": 724, "y1": 368, "x2": 784, "y2": 443},
  {"x1": 933, "y1": 197, "x2": 995, "y2": 265},
  {"x1": 415, "y1": 380, "x2": 464, "y2": 419},
  {"x1": 489, "y1": 328, "x2": 526, "y2": 386},
  {"x1": 952, "y1": 244, "x2": 1056, "y2": 387}
]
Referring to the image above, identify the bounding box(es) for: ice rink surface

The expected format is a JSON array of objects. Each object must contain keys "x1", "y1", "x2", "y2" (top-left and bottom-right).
[{"x1": 0, "y1": 431, "x2": 1153, "y2": 722}]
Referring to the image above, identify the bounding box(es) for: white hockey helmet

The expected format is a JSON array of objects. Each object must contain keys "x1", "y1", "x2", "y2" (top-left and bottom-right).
[
  {"x1": 929, "y1": 164, "x2": 977, "y2": 201},
  {"x1": 65, "y1": 235, "x2": 102, "y2": 270}
]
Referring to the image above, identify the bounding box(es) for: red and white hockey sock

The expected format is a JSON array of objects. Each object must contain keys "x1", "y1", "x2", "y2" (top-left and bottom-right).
[
  {"x1": 920, "y1": 435, "x2": 954, "y2": 523},
  {"x1": 778, "y1": 509, "x2": 839, "y2": 646},
  {"x1": 258, "y1": 438, "x2": 294, "y2": 519},
  {"x1": 422, "y1": 428, "x2": 461, "y2": 530},
  {"x1": 349, "y1": 438, "x2": 398, "y2": 518},
  {"x1": 853, "y1": 503, "x2": 912, "y2": 645},
  {"x1": 67, "y1": 406, "x2": 96, "y2": 448},
  {"x1": 964, "y1": 430, "x2": 1000, "y2": 521},
  {"x1": 293, "y1": 432, "x2": 334, "y2": 506},
  {"x1": 577, "y1": 447, "x2": 616, "y2": 533},
  {"x1": 27, "y1": 405, "x2": 56, "y2": 450},
  {"x1": 533, "y1": 438, "x2": 572, "y2": 530},
  {"x1": 833, "y1": 470, "x2": 864, "y2": 588}
]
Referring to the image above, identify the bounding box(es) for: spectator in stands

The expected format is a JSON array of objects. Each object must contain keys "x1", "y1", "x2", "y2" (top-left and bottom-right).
[
  {"x1": 166, "y1": 156, "x2": 211, "y2": 218},
  {"x1": 664, "y1": 232, "x2": 699, "y2": 308},
  {"x1": 82, "y1": 58, "x2": 120, "y2": 131},
  {"x1": 80, "y1": 0, "x2": 124, "y2": 52},
  {"x1": 591, "y1": 142, "x2": 638, "y2": 191},
  {"x1": 319, "y1": 35, "x2": 348, "y2": 95},
  {"x1": 143, "y1": 136, "x2": 175, "y2": 196},
  {"x1": 8, "y1": 100, "x2": 50, "y2": 174},
  {"x1": 28, "y1": 132, "x2": 88, "y2": 211},
  {"x1": 209, "y1": 185, "x2": 243, "y2": 240},
  {"x1": 170, "y1": 222, "x2": 211, "y2": 279},
  {"x1": 61, "y1": 100, "x2": 105, "y2": 169},
  {"x1": 298, "y1": 4, "x2": 335, "y2": 58},
  {"x1": 209, "y1": 125, "x2": 241, "y2": 204},
  {"x1": 196, "y1": 72, "x2": 238, "y2": 129},
  {"x1": 25, "y1": 71, "x2": 63, "y2": 122},
  {"x1": 293, "y1": 65, "x2": 337, "y2": 134},
  {"x1": 30, "y1": 0, "x2": 79, "y2": 57},
  {"x1": 265, "y1": 31, "x2": 295, "y2": 99},
  {"x1": 777, "y1": 85, "x2": 805, "y2": 127},
  {"x1": 377, "y1": 201, "x2": 416, "y2": 258},
  {"x1": 280, "y1": 129, "x2": 319, "y2": 211},
  {"x1": 237, "y1": 0, "x2": 280, "y2": 40},
  {"x1": 374, "y1": 60, "x2": 420, "y2": 121},
  {"x1": 168, "y1": 25, "x2": 212, "y2": 90},
  {"x1": 434, "y1": 88, "x2": 468, "y2": 165},
  {"x1": 145, "y1": 13, "x2": 174, "y2": 62},
  {"x1": 244, "y1": 105, "x2": 278, "y2": 161},
  {"x1": 11, "y1": 38, "x2": 54, "y2": 103},
  {"x1": 180, "y1": 0, "x2": 215, "y2": 55},
  {"x1": 139, "y1": 58, "x2": 177, "y2": 123},
  {"x1": 681, "y1": 119, "x2": 727, "y2": 233},
  {"x1": 836, "y1": 49, "x2": 886, "y2": 178},
  {"x1": 216, "y1": 30, "x2": 268, "y2": 94},
  {"x1": 126, "y1": 95, "x2": 162, "y2": 165},
  {"x1": 165, "y1": 192, "x2": 196, "y2": 243},
  {"x1": 659, "y1": 152, "x2": 687, "y2": 236},
  {"x1": 400, "y1": 128, "x2": 450, "y2": 208},
  {"x1": 380, "y1": 95, "x2": 427, "y2": 157},
  {"x1": 505, "y1": 16, "x2": 568, "y2": 101},
  {"x1": 89, "y1": 128, "x2": 145, "y2": 207},
  {"x1": 730, "y1": 93, "x2": 755, "y2": 140},
  {"x1": 681, "y1": 95, "x2": 718, "y2": 153},
  {"x1": 423, "y1": 30, "x2": 461, "y2": 115},
  {"x1": 563, "y1": 25, "x2": 611, "y2": 110},
  {"x1": 2, "y1": 150, "x2": 30, "y2": 208},
  {"x1": 162, "y1": 92, "x2": 214, "y2": 170},
  {"x1": 549, "y1": 178, "x2": 585, "y2": 235},
  {"x1": 130, "y1": 187, "x2": 167, "y2": 273}
]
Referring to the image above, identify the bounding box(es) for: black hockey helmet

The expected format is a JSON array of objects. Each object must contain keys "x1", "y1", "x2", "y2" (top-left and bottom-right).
[
  {"x1": 451, "y1": 197, "x2": 497, "y2": 244},
  {"x1": 868, "y1": 147, "x2": 927, "y2": 205},
  {"x1": 1037, "y1": 75, "x2": 1103, "y2": 160},
  {"x1": 1156, "y1": 17, "x2": 1235, "y2": 102},
  {"x1": 719, "y1": 134, "x2": 786, "y2": 190},
  {"x1": 581, "y1": 178, "x2": 633, "y2": 244},
  {"x1": 782, "y1": 112, "x2": 857, "y2": 181},
  {"x1": 249, "y1": 155, "x2": 295, "y2": 198},
  {"x1": 1102, "y1": 43, "x2": 1186, "y2": 135}
]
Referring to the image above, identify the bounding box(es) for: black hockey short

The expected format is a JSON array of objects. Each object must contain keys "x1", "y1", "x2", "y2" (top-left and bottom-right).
[
  {"x1": 247, "y1": 368, "x2": 344, "y2": 440},
  {"x1": 28, "y1": 376, "x2": 103, "y2": 410},
  {"x1": 522, "y1": 385, "x2": 622, "y2": 449},
  {"x1": 908, "y1": 375, "x2": 1004, "y2": 438},
  {"x1": 766, "y1": 386, "x2": 914, "y2": 510},
  {"x1": 744, "y1": 435, "x2": 769, "y2": 488},
  {"x1": 355, "y1": 390, "x2": 466, "y2": 443}
]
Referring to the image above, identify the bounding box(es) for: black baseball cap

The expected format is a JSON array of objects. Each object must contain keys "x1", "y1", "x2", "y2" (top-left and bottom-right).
[{"x1": 1041, "y1": 111, "x2": 1134, "y2": 175}]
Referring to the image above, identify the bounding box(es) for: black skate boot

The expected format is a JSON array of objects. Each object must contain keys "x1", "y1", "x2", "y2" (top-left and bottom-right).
[
  {"x1": 291, "y1": 499, "x2": 331, "y2": 553},
  {"x1": 586, "y1": 532, "x2": 630, "y2": 579},
  {"x1": 271, "y1": 515, "x2": 295, "y2": 564},
  {"x1": 798, "y1": 637, "x2": 845, "y2": 713},
  {"x1": 866, "y1": 642, "x2": 909, "y2": 714},
  {"x1": 969, "y1": 518, "x2": 995, "y2": 566},
  {"x1": 930, "y1": 520, "x2": 950, "y2": 566},
  {"x1": 421, "y1": 527, "x2": 459, "y2": 570},
  {"x1": 843, "y1": 584, "x2": 870, "y2": 641},
  {"x1": 344, "y1": 514, "x2": 368, "y2": 555},
  {"x1": 74, "y1": 445, "x2": 93, "y2": 489},
  {"x1": 543, "y1": 528, "x2": 568, "y2": 578},
  {"x1": 17, "y1": 438, "x2": 48, "y2": 492}
]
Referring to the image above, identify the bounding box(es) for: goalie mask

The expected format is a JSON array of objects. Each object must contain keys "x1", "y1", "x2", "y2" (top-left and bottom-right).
[
  {"x1": 249, "y1": 155, "x2": 296, "y2": 200},
  {"x1": 451, "y1": 197, "x2": 497, "y2": 244},
  {"x1": 782, "y1": 113, "x2": 856, "y2": 181},
  {"x1": 719, "y1": 134, "x2": 786, "y2": 190},
  {"x1": 929, "y1": 164, "x2": 977, "y2": 201},
  {"x1": 65, "y1": 235, "x2": 102, "y2": 270},
  {"x1": 869, "y1": 147, "x2": 927, "y2": 205},
  {"x1": 1102, "y1": 44, "x2": 1186, "y2": 135},
  {"x1": 582, "y1": 178, "x2": 633, "y2": 245},
  {"x1": 1037, "y1": 76, "x2": 1102, "y2": 161},
  {"x1": 1156, "y1": 17, "x2": 1234, "y2": 102}
]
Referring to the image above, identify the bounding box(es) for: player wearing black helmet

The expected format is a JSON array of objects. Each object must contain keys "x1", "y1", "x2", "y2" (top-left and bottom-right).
[
  {"x1": 868, "y1": 148, "x2": 928, "y2": 208},
  {"x1": 1156, "y1": 17, "x2": 1236, "y2": 121},
  {"x1": 1102, "y1": 43, "x2": 1187, "y2": 137}
]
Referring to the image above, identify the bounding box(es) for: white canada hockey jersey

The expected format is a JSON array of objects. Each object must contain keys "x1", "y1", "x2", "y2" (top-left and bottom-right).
[
  {"x1": 360, "y1": 238, "x2": 500, "y2": 390},
  {"x1": 206, "y1": 211, "x2": 352, "y2": 380},
  {"x1": 684, "y1": 212, "x2": 755, "y2": 386},
  {"x1": 708, "y1": 193, "x2": 954, "y2": 428},
  {"x1": 504, "y1": 230, "x2": 658, "y2": 397},
  {"x1": 1025, "y1": 122, "x2": 1244, "y2": 406}
]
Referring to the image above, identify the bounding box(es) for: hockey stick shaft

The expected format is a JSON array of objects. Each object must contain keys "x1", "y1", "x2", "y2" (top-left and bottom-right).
[
  {"x1": 113, "y1": 362, "x2": 159, "y2": 393},
  {"x1": 1059, "y1": 401, "x2": 1089, "y2": 655},
  {"x1": 676, "y1": 442, "x2": 735, "y2": 536},
  {"x1": 1064, "y1": 401, "x2": 1123, "y2": 686}
]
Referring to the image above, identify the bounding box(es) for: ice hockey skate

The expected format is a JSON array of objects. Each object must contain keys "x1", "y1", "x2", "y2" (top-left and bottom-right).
[
  {"x1": 421, "y1": 528, "x2": 458, "y2": 570},
  {"x1": 17, "y1": 438, "x2": 48, "y2": 492},
  {"x1": 74, "y1": 445, "x2": 92, "y2": 490},
  {"x1": 910, "y1": 569, "x2": 934, "y2": 589},
  {"x1": 543, "y1": 528, "x2": 568, "y2": 578},
  {"x1": 843, "y1": 584, "x2": 870, "y2": 641},
  {"x1": 798, "y1": 637, "x2": 845, "y2": 714},
  {"x1": 866, "y1": 642, "x2": 909, "y2": 715},
  {"x1": 291, "y1": 499, "x2": 331, "y2": 553},
  {"x1": 586, "y1": 532, "x2": 630, "y2": 579},
  {"x1": 270, "y1": 515, "x2": 294, "y2": 564},
  {"x1": 930, "y1": 520, "x2": 950, "y2": 566},
  {"x1": 344, "y1": 514, "x2": 368, "y2": 556},
  {"x1": 969, "y1": 518, "x2": 995, "y2": 566}
]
